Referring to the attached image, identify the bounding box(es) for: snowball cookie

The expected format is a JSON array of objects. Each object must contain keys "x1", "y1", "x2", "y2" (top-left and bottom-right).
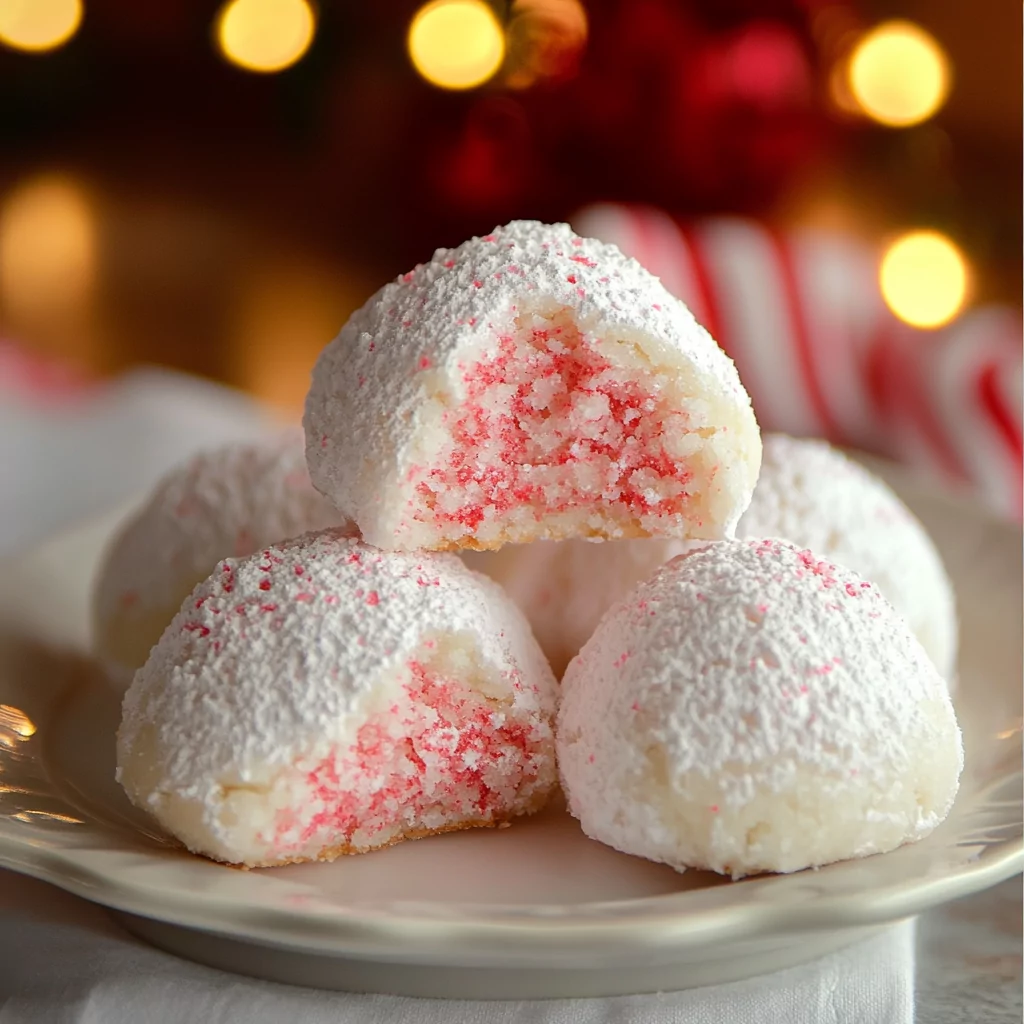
[
  {"x1": 463, "y1": 538, "x2": 690, "y2": 678},
  {"x1": 468, "y1": 435, "x2": 958, "y2": 680},
  {"x1": 117, "y1": 530, "x2": 558, "y2": 867},
  {"x1": 737, "y1": 435, "x2": 958, "y2": 680},
  {"x1": 305, "y1": 220, "x2": 760, "y2": 553},
  {"x1": 93, "y1": 433, "x2": 342, "y2": 686},
  {"x1": 558, "y1": 538, "x2": 963, "y2": 878}
]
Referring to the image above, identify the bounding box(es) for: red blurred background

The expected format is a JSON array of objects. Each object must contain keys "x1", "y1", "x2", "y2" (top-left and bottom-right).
[{"x1": 0, "y1": 0, "x2": 1018, "y2": 412}]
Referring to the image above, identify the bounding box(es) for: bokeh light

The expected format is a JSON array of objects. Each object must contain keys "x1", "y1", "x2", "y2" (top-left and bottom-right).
[
  {"x1": 408, "y1": 0, "x2": 505, "y2": 91},
  {"x1": 216, "y1": 0, "x2": 315, "y2": 74},
  {"x1": 848, "y1": 21, "x2": 950, "y2": 127},
  {"x1": 230, "y1": 257, "x2": 366, "y2": 413},
  {"x1": 880, "y1": 230, "x2": 968, "y2": 328},
  {"x1": 0, "y1": 174, "x2": 97, "y2": 325},
  {"x1": 0, "y1": 0, "x2": 82, "y2": 53},
  {"x1": 504, "y1": 0, "x2": 587, "y2": 90},
  {"x1": 826, "y1": 56, "x2": 862, "y2": 117}
]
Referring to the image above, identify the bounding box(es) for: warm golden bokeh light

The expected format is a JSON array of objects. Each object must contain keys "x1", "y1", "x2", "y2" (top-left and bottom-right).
[
  {"x1": 0, "y1": 0, "x2": 82, "y2": 53},
  {"x1": 848, "y1": 21, "x2": 950, "y2": 127},
  {"x1": 880, "y1": 231, "x2": 968, "y2": 329},
  {"x1": 0, "y1": 174, "x2": 97, "y2": 325},
  {"x1": 230, "y1": 257, "x2": 370, "y2": 413},
  {"x1": 827, "y1": 58, "x2": 861, "y2": 117},
  {"x1": 504, "y1": 0, "x2": 587, "y2": 89},
  {"x1": 408, "y1": 0, "x2": 505, "y2": 91},
  {"x1": 216, "y1": 0, "x2": 315, "y2": 74}
]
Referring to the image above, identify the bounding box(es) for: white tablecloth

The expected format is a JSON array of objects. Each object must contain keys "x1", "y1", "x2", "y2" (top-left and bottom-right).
[
  {"x1": 0, "y1": 365, "x2": 916, "y2": 1023},
  {"x1": 0, "y1": 873, "x2": 914, "y2": 1024}
]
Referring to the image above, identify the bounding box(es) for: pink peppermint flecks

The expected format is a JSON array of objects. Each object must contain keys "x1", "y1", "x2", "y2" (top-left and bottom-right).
[{"x1": 274, "y1": 661, "x2": 541, "y2": 852}]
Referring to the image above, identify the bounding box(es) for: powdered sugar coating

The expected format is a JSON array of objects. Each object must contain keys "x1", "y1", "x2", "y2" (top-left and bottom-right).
[
  {"x1": 463, "y1": 537, "x2": 691, "y2": 677},
  {"x1": 117, "y1": 530, "x2": 558, "y2": 866},
  {"x1": 468, "y1": 434, "x2": 958, "y2": 681},
  {"x1": 305, "y1": 220, "x2": 760, "y2": 551},
  {"x1": 93, "y1": 433, "x2": 343, "y2": 684},
  {"x1": 558, "y1": 538, "x2": 962, "y2": 878},
  {"x1": 737, "y1": 435, "x2": 958, "y2": 680}
]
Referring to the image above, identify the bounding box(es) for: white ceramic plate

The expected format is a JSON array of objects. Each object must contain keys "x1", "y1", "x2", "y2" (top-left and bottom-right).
[{"x1": 0, "y1": 465, "x2": 1019, "y2": 999}]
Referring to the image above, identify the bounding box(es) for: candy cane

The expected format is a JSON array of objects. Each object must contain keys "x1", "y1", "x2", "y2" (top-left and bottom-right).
[{"x1": 573, "y1": 203, "x2": 1022, "y2": 516}]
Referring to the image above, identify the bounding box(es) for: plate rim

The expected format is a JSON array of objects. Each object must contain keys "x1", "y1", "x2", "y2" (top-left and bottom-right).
[
  {"x1": 0, "y1": 829, "x2": 1019, "y2": 965},
  {"x1": 0, "y1": 466, "x2": 1021, "y2": 967}
]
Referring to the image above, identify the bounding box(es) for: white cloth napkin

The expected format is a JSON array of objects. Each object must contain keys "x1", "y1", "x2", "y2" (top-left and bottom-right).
[
  {"x1": 0, "y1": 365, "x2": 271, "y2": 557},
  {"x1": 0, "y1": 364, "x2": 915, "y2": 1023},
  {"x1": 0, "y1": 872, "x2": 914, "y2": 1024}
]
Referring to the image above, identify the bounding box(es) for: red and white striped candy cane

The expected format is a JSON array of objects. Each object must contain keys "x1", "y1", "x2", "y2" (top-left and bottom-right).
[
  {"x1": 573, "y1": 203, "x2": 1022, "y2": 517},
  {"x1": 877, "y1": 308, "x2": 1022, "y2": 518}
]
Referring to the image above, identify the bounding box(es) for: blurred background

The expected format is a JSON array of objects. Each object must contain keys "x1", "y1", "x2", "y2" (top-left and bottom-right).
[{"x1": 0, "y1": 0, "x2": 1020, "y2": 529}]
